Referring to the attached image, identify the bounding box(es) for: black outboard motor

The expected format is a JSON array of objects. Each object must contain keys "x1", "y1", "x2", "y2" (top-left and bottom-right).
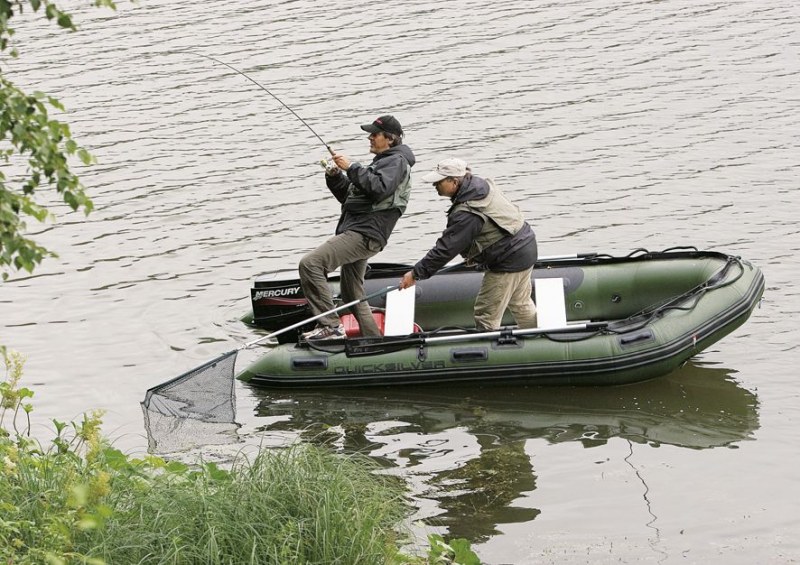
[{"x1": 250, "y1": 270, "x2": 311, "y2": 343}]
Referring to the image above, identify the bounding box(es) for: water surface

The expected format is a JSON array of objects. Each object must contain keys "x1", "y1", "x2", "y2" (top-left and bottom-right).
[{"x1": 2, "y1": 1, "x2": 798, "y2": 563}]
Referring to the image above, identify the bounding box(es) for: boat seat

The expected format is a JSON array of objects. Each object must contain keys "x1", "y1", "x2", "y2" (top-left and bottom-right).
[{"x1": 534, "y1": 277, "x2": 567, "y2": 329}]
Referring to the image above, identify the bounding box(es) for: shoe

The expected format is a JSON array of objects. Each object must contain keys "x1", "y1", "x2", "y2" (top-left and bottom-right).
[
  {"x1": 301, "y1": 323, "x2": 341, "y2": 339},
  {"x1": 301, "y1": 325, "x2": 322, "y2": 339},
  {"x1": 303, "y1": 324, "x2": 346, "y2": 341}
]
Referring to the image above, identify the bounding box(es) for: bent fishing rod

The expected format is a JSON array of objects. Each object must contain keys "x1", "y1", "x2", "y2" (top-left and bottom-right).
[{"x1": 185, "y1": 51, "x2": 334, "y2": 156}]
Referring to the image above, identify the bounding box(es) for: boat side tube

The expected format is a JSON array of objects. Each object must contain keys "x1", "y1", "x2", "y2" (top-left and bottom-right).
[{"x1": 344, "y1": 322, "x2": 608, "y2": 358}]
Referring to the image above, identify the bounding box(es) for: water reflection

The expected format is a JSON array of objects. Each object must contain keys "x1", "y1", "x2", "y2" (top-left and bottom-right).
[{"x1": 247, "y1": 360, "x2": 758, "y2": 540}]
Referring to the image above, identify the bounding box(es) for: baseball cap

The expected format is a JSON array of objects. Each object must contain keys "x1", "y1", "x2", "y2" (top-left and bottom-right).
[
  {"x1": 360, "y1": 115, "x2": 404, "y2": 137},
  {"x1": 421, "y1": 158, "x2": 469, "y2": 183}
]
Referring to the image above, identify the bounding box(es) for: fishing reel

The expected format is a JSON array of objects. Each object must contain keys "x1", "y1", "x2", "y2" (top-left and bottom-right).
[{"x1": 319, "y1": 158, "x2": 340, "y2": 176}]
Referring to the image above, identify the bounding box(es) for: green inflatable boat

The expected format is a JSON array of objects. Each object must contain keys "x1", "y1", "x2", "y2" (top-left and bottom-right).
[{"x1": 237, "y1": 247, "x2": 764, "y2": 387}]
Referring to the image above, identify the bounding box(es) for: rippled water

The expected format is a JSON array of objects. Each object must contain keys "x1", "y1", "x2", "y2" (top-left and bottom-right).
[{"x1": 3, "y1": 0, "x2": 799, "y2": 562}]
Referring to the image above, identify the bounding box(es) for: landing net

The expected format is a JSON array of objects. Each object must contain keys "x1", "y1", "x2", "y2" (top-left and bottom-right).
[{"x1": 141, "y1": 350, "x2": 240, "y2": 454}]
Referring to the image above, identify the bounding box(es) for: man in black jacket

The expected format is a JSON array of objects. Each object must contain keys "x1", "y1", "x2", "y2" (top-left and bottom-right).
[
  {"x1": 399, "y1": 158, "x2": 537, "y2": 330},
  {"x1": 300, "y1": 115, "x2": 415, "y2": 340}
]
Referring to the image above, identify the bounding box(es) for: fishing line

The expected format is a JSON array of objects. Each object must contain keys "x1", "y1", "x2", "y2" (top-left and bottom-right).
[{"x1": 185, "y1": 51, "x2": 334, "y2": 155}]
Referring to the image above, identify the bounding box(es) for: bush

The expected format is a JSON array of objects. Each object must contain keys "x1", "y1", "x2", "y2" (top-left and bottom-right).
[
  {"x1": 1, "y1": 347, "x2": 480, "y2": 564},
  {"x1": 1, "y1": 348, "x2": 403, "y2": 564},
  {"x1": 81, "y1": 444, "x2": 408, "y2": 564}
]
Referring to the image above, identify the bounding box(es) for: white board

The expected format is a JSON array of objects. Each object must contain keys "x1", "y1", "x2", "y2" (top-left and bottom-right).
[
  {"x1": 384, "y1": 288, "x2": 416, "y2": 336},
  {"x1": 534, "y1": 277, "x2": 567, "y2": 329}
]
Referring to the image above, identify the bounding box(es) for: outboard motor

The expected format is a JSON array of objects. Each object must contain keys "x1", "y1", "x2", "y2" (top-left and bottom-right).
[{"x1": 251, "y1": 270, "x2": 311, "y2": 342}]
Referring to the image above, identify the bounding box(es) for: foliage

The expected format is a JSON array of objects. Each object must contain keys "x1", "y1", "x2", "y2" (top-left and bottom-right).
[
  {"x1": 0, "y1": 1, "x2": 116, "y2": 280},
  {"x1": 2, "y1": 346, "x2": 110, "y2": 564},
  {"x1": 81, "y1": 445, "x2": 410, "y2": 564},
  {"x1": 3, "y1": 350, "x2": 482, "y2": 564},
  {"x1": 426, "y1": 534, "x2": 482, "y2": 565}
]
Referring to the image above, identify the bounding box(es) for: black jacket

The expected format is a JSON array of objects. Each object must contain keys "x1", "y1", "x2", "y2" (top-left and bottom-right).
[
  {"x1": 326, "y1": 144, "x2": 415, "y2": 248},
  {"x1": 413, "y1": 174, "x2": 537, "y2": 280}
]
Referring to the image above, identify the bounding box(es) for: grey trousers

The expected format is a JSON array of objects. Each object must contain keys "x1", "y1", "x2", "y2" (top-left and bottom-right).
[
  {"x1": 473, "y1": 268, "x2": 538, "y2": 330},
  {"x1": 298, "y1": 230, "x2": 382, "y2": 337}
]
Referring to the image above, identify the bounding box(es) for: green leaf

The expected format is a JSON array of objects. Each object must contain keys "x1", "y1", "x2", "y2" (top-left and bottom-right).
[
  {"x1": 101, "y1": 447, "x2": 129, "y2": 470},
  {"x1": 449, "y1": 538, "x2": 482, "y2": 565},
  {"x1": 205, "y1": 461, "x2": 231, "y2": 481},
  {"x1": 53, "y1": 419, "x2": 66, "y2": 434},
  {"x1": 165, "y1": 460, "x2": 189, "y2": 474},
  {"x1": 77, "y1": 148, "x2": 93, "y2": 165},
  {"x1": 57, "y1": 13, "x2": 73, "y2": 29},
  {"x1": 63, "y1": 190, "x2": 78, "y2": 210},
  {"x1": 47, "y1": 96, "x2": 65, "y2": 111}
]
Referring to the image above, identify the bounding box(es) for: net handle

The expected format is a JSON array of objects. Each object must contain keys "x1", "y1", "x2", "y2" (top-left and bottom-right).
[{"x1": 241, "y1": 285, "x2": 399, "y2": 349}]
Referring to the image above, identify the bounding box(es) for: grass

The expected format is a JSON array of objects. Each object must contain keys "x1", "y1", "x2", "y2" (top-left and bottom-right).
[
  {"x1": 82, "y1": 445, "x2": 408, "y2": 564},
  {"x1": 2, "y1": 346, "x2": 480, "y2": 564}
]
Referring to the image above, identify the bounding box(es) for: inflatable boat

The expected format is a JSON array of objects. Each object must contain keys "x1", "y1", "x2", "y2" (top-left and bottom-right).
[{"x1": 237, "y1": 247, "x2": 764, "y2": 387}]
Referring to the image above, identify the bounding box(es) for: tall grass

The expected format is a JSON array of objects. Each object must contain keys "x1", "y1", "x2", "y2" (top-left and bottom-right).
[
  {"x1": 1, "y1": 348, "x2": 408, "y2": 564},
  {"x1": 2, "y1": 347, "x2": 480, "y2": 564},
  {"x1": 82, "y1": 445, "x2": 408, "y2": 564}
]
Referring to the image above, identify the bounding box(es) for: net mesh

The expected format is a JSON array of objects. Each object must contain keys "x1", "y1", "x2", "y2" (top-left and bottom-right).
[{"x1": 141, "y1": 350, "x2": 240, "y2": 454}]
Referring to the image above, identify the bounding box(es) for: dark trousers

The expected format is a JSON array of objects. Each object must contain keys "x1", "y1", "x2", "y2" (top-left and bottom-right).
[{"x1": 298, "y1": 231, "x2": 382, "y2": 336}]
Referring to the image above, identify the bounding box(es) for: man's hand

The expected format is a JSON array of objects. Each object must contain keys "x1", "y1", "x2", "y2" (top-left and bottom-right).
[
  {"x1": 321, "y1": 158, "x2": 340, "y2": 176},
  {"x1": 332, "y1": 152, "x2": 351, "y2": 170},
  {"x1": 399, "y1": 270, "x2": 417, "y2": 290}
]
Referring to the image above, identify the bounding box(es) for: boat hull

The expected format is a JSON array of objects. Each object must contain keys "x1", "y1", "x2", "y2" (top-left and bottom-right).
[{"x1": 238, "y1": 249, "x2": 764, "y2": 387}]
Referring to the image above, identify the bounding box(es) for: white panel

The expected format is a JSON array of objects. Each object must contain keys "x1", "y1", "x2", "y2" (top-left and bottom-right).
[
  {"x1": 534, "y1": 277, "x2": 567, "y2": 329},
  {"x1": 384, "y1": 288, "x2": 416, "y2": 336}
]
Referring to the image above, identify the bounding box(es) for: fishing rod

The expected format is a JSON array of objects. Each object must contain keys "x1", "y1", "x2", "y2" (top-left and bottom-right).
[{"x1": 186, "y1": 51, "x2": 334, "y2": 156}]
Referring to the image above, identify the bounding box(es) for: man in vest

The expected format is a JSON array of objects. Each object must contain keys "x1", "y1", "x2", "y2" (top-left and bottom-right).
[
  {"x1": 399, "y1": 158, "x2": 537, "y2": 330},
  {"x1": 300, "y1": 115, "x2": 415, "y2": 340}
]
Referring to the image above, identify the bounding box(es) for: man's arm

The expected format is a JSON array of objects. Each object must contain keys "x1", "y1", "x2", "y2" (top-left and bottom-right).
[
  {"x1": 347, "y1": 154, "x2": 407, "y2": 202},
  {"x1": 325, "y1": 169, "x2": 350, "y2": 203},
  {"x1": 406, "y1": 212, "x2": 485, "y2": 283}
]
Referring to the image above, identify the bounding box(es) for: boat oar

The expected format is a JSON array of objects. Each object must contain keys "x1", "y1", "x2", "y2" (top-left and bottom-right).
[
  {"x1": 344, "y1": 322, "x2": 609, "y2": 357},
  {"x1": 422, "y1": 322, "x2": 608, "y2": 344},
  {"x1": 143, "y1": 285, "x2": 399, "y2": 400}
]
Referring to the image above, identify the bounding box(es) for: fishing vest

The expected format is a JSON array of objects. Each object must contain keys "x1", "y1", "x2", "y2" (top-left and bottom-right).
[
  {"x1": 450, "y1": 178, "x2": 525, "y2": 261},
  {"x1": 345, "y1": 162, "x2": 412, "y2": 215}
]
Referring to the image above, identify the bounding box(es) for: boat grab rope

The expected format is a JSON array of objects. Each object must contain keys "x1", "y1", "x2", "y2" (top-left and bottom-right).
[
  {"x1": 606, "y1": 255, "x2": 745, "y2": 335},
  {"x1": 619, "y1": 245, "x2": 699, "y2": 260}
]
